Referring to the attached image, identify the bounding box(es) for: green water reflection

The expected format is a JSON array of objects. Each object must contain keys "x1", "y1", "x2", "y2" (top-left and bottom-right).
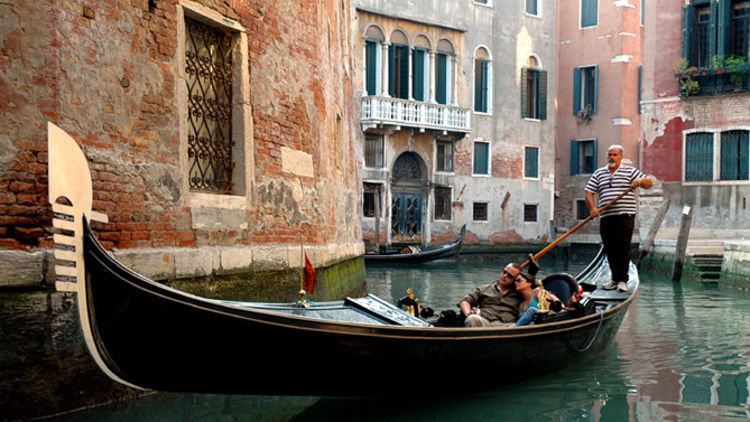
[{"x1": 52, "y1": 254, "x2": 750, "y2": 421}]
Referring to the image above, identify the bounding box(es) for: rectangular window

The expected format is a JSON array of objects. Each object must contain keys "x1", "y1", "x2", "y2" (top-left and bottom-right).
[
  {"x1": 570, "y1": 139, "x2": 597, "y2": 175},
  {"x1": 434, "y1": 186, "x2": 452, "y2": 220},
  {"x1": 364, "y1": 135, "x2": 384, "y2": 168},
  {"x1": 524, "y1": 146, "x2": 539, "y2": 179},
  {"x1": 573, "y1": 65, "x2": 598, "y2": 115},
  {"x1": 641, "y1": 0, "x2": 645, "y2": 26},
  {"x1": 186, "y1": 18, "x2": 234, "y2": 194},
  {"x1": 412, "y1": 49, "x2": 426, "y2": 101},
  {"x1": 365, "y1": 40, "x2": 378, "y2": 96},
  {"x1": 720, "y1": 130, "x2": 749, "y2": 180},
  {"x1": 685, "y1": 132, "x2": 714, "y2": 181},
  {"x1": 581, "y1": 0, "x2": 598, "y2": 28},
  {"x1": 524, "y1": 204, "x2": 538, "y2": 222},
  {"x1": 436, "y1": 141, "x2": 454, "y2": 172},
  {"x1": 576, "y1": 199, "x2": 590, "y2": 220},
  {"x1": 521, "y1": 68, "x2": 547, "y2": 120},
  {"x1": 474, "y1": 59, "x2": 490, "y2": 113},
  {"x1": 730, "y1": 1, "x2": 750, "y2": 58},
  {"x1": 473, "y1": 202, "x2": 488, "y2": 221},
  {"x1": 389, "y1": 44, "x2": 409, "y2": 99},
  {"x1": 473, "y1": 142, "x2": 490, "y2": 175},
  {"x1": 691, "y1": 4, "x2": 712, "y2": 68},
  {"x1": 363, "y1": 183, "x2": 382, "y2": 217},
  {"x1": 526, "y1": 0, "x2": 539, "y2": 15}
]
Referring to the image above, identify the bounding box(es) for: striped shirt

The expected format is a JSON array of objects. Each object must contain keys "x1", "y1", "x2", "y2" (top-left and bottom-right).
[{"x1": 585, "y1": 165, "x2": 645, "y2": 217}]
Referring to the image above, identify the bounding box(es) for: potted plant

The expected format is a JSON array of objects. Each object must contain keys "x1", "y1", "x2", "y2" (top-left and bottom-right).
[
  {"x1": 674, "y1": 57, "x2": 700, "y2": 96},
  {"x1": 724, "y1": 55, "x2": 748, "y2": 86},
  {"x1": 713, "y1": 55, "x2": 725, "y2": 74},
  {"x1": 576, "y1": 104, "x2": 593, "y2": 122}
]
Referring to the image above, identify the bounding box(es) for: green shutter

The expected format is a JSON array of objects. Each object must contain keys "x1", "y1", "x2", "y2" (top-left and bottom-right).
[
  {"x1": 412, "y1": 49, "x2": 424, "y2": 101},
  {"x1": 539, "y1": 70, "x2": 547, "y2": 120},
  {"x1": 582, "y1": 0, "x2": 598, "y2": 27},
  {"x1": 641, "y1": 0, "x2": 645, "y2": 26},
  {"x1": 482, "y1": 61, "x2": 489, "y2": 112},
  {"x1": 520, "y1": 67, "x2": 529, "y2": 118},
  {"x1": 682, "y1": 5, "x2": 693, "y2": 62},
  {"x1": 525, "y1": 147, "x2": 539, "y2": 178},
  {"x1": 366, "y1": 41, "x2": 377, "y2": 95},
  {"x1": 388, "y1": 45, "x2": 396, "y2": 97},
  {"x1": 717, "y1": 0, "x2": 731, "y2": 57},
  {"x1": 437, "y1": 53, "x2": 447, "y2": 104},
  {"x1": 474, "y1": 142, "x2": 489, "y2": 174},
  {"x1": 741, "y1": 131, "x2": 749, "y2": 180},
  {"x1": 638, "y1": 65, "x2": 643, "y2": 114},
  {"x1": 475, "y1": 60, "x2": 489, "y2": 112},
  {"x1": 686, "y1": 133, "x2": 714, "y2": 181},
  {"x1": 398, "y1": 46, "x2": 409, "y2": 99},
  {"x1": 573, "y1": 67, "x2": 582, "y2": 115},
  {"x1": 592, "y1": 139, "x2": 598, "y2": 171},
  {"x1": 527, "y1": 0, "x2": 538, "y2": 15},
  {"x1": 592, "y1": 65, "x2": 599, "y2": 113},
  {"x1": 571, "y1": 140, "x2": 580, "y2": 175}
]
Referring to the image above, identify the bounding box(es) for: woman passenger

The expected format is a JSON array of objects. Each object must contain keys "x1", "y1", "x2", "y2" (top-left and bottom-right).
[{"x1": 514, "y1": 272, "x2": 560, "y2": 326}]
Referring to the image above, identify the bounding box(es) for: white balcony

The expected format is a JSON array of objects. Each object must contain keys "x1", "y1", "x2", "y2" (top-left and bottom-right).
[{"x1": 360, "y1": 96, "x2": 471, "y2": 135}]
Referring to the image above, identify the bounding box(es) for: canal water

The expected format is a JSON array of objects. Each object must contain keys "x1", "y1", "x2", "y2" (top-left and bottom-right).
[{"x1": 50, "y1": 254, "x2": 750, "y2": 421}]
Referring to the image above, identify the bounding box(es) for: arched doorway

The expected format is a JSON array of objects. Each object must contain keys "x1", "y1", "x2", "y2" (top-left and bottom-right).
[{"x1": 391, "y1": 152, "x2": 427, "y2": 243}]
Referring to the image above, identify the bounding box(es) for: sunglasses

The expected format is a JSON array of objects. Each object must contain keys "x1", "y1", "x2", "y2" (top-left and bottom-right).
[
  {"x1": 502, "y1": 270, "x2": 517, "y2": 277},
  {"x1": 514, "y1": 277, "x2": 528, "y2": 283}
]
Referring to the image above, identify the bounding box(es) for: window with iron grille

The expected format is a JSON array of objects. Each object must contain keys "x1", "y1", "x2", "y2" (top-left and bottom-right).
[
  {"x1": 692, "y1": 5, "x2": 712, "y2": 68},
  {"x1": 683, "y1": 1, "x2": 750, "y2": 69},
  {"x1": 524, "y1": 204, "x2": 538, "y2": 222},
  {"x1": 576, "y1": 199, "x2": 590, "y2": 220},
  {"x1": 434, "y1": 186, "x2": 452, "y2": 220},
  {"x1": 436, "y1": 141, "x2": 454, "y2": 172},
  {"x1": 363, "y1": 183, "x2": 382, "y2": 217},
  {"x1": 185, "y1": 18, "x2": 234, "y2": 193},
  {"x1": 685, "y1": 132, "x2": 714, "y2": 182},
  {"x1": 720, "y1": 130, "x2": 749, "y2": 180},
  {"x1": 730, "y1": 1, "x2": 750, "y2": 57},
  {"x1": 473, "y1": 202, "x2": 488, "y2": 221},
  {"x1": 365, "y1": 135, "x2": 384, "y2": 168}
]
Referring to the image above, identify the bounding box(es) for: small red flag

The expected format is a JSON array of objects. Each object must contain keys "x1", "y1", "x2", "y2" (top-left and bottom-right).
[{"x1": 304, "y1": 252, "x2": 316, "y2": 294}]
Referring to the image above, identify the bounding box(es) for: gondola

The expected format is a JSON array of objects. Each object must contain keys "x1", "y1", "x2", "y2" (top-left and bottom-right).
[
  {"x1": 48, "y1": 122, "x2": 639, "y2": 395},
  {"x1": 363, "y1": 225, "x2": 466, "y2": 263}
]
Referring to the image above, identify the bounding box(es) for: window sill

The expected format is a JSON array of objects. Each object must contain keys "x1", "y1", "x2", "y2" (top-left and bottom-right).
[
  {"x1": 473, "y1": 111, "x2": 493, "y2": 116},
  {"x1": 435, "y1": 171, "x2": 456, "y2": 176},
  {"x1": 524, "y1": 13, "x2": 542, "y2": 19},
  {"x1": 473, "y1": 2, "x2": 493, "y2": 8},
  {"x1": 472, "y1": 173, "x2": 491, "y2": 178},
  {"x1": 523, "y1": 176, "x2": 541, "y2": 181},
  {"x1": 187, "y1": 192, "x2": 247, "y2": 210},
  {"x1": 433, "y1": 218, "x2": 453, "y2": 223},
  {"x1": 523, "y1": 117, "x2": 543, "y2": 123}
]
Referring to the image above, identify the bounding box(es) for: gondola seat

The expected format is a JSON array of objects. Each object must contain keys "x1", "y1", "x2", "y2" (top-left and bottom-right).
[{"x1": 540, "y1": 273, "x2": 580, "y2": 307}]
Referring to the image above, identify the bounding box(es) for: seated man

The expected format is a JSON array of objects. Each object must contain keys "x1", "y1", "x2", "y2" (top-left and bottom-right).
[{"x1": 458, "y1": 263, "x2": 523, "y2": 327}]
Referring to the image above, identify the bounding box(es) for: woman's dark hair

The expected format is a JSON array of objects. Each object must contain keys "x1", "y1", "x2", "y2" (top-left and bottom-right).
[{"x1": 518, "y1": 272, "x2": 538, "y2": 288}]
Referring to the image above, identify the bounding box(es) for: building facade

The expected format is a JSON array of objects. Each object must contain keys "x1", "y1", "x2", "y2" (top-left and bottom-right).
[
  {"x1": 354, "y1": 0, "x2": 557, "y2": 246},
  {"x1": 555, "y1": 0, "x2": 644, "y2": 243},
  {"x1": 640, "y1": 0, "x2": 750, "y2": 241}
]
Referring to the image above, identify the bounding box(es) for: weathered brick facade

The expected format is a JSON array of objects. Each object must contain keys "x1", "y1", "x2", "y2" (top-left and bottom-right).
[{"x1": 0, "y1": 0, "x2": 362, "y2": 285}]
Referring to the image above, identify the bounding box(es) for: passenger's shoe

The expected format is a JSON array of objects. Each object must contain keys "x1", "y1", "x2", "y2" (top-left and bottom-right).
[
  {"x1": 602, "y1": 281, "x2": 617, "y2": 290},
  {"x1": 617, "y1": 281, "x2": 628, "y2": 292}
]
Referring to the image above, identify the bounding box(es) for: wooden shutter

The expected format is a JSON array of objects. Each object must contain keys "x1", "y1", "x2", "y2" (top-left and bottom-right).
[
  {"x1": 388, "y1": 45, "x2": 396, "y2": 97},
  {"x1": 525, "y1": 147, "x2": 539, "y2": 178},
  {"x1": 539, "y1": 70, "x2": 547, "y2": 120},
  {"x1": 592, "y1": 65, "x2": 599, "y2": 113},
  {"x1": 721, "y1": 130, "x2": 750, "y2": 180},
  {"x1": 570, "y1": 140, "x2": 580, "y2": 175},
  {"x1": 412, "y1": 49, "x2": 424, "y2": 101},
  {"x1": 573, "y1": 67, "x2": 582, "y2": 115},
  {"x1": 436, "y1": 53, "x2": 447, "y2": 104},
  {"x1": 686, "y1": 133, "x2": 714, "y2": 181},
  {"x1": 365, "y1": 41, "x2": 377, "y2": 96},
  {"x1": 582, "y1": 0, "x2": 598, "y2": 27},
  {"x1": 474, "y1": 142, "x2": 489, "y2": 174},
  {"x1": 398, "y1": 46, "x2": 409, "y2": 99},
  {"x1": 520, "y1": 67, "x2": 529, "y2": 118}
]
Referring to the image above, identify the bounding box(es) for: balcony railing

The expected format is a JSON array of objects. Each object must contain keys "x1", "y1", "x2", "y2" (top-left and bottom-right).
[
  {"x1": 360, "y1": 96, "x2": 471, "y2": 134},
  {"x1": 678, "y1": 64, "x2": 750, "y2": 97}
]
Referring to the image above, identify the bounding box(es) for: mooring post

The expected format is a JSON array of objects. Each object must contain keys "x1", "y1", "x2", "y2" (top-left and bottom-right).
[
  {"x1": 639, "y1": 198, "x2": 671, "y2": 264},
  {"x1": 374, "y1": 188, "x2": 381, "y2": 249},
  {"x1": 671, "y1": 204, "x2": 694, "y2": 282}
]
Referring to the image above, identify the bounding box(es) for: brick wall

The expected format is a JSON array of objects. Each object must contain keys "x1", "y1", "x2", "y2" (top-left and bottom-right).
[{"x1": 0, "y1": 0, "x2": 360, "y2": 254}]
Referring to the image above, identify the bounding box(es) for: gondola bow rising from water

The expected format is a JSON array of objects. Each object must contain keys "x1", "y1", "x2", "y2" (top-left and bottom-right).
[{"x1": 47, "y1": 123, "x2": 639, "y2": 395}]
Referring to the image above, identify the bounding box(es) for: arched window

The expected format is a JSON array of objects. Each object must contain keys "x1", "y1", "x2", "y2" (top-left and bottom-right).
[
  {"x1": 435, "y1": 39, "x2": 454, "y2": 105},
  {"x1": 364, "y1": 25, "x2": 385, "y2": 96},
  {"x1": 521, "y1": 55, "x2": 547, "y2": 120},
  {"x1": 474, "y1": 47, "x2": 491, "y2": 113}
]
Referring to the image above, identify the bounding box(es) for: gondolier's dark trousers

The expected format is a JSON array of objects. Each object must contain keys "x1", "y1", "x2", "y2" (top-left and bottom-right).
[{"x1": 600, "y1": 213, "x2": 635, "y2": 283}]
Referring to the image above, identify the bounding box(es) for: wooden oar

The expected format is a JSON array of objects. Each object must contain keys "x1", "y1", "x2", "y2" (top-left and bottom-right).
[{"x1": 521, "y1": 185, "x2": 637, "y2": 269}]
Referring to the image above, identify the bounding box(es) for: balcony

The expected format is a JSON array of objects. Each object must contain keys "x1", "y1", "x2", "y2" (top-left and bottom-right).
[
  {"x1": 360, "y1": 96, "x2": 471, "y2": 137},
  {"x1": 678, "y1": 64, "x2": 750, "y2": 97}
]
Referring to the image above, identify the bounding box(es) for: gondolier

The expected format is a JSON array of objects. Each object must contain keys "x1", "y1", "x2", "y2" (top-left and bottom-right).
[{"x1": 585, "y1": 144, "x2": 652, "y2": 292}]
